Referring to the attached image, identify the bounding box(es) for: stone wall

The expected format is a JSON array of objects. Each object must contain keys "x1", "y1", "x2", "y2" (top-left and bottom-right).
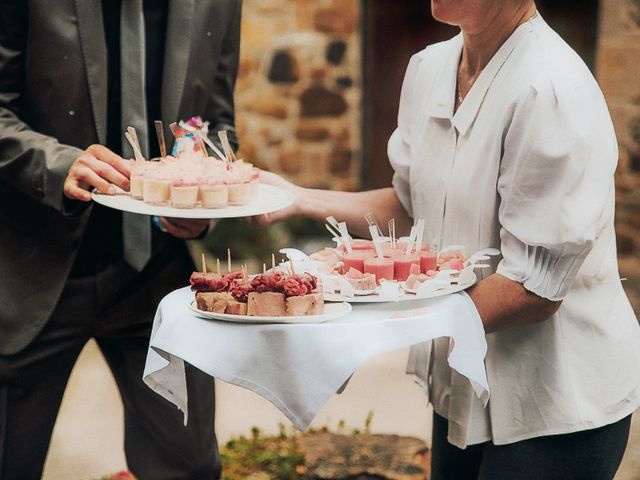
[
  {"x1": 596, "y1": 0, "x2": 640, "y2": 313},
  {"x1": 236, "y1": 0, "x2": 361, "y2": 191}
]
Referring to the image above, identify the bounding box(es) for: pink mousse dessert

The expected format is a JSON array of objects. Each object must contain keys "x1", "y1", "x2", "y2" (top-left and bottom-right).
[
  {"x1": 420, "y1": 250, "x2": 438, "y2": 274},
  {"x1": 363, "y1": 257, "x2": 394, "y2": 283},
  {"x1": 342, "y1": 250, "x2": 375, "y2": 273},
  {"x1": 392, "y1": 253, "x2": 421, "y2": 281}
]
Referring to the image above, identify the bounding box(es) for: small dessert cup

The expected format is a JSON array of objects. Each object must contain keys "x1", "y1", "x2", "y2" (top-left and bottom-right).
[
  {"x1": 143, "y1": 163, "x2": 171, "y2": 205},
  {"x1": 129, "y1": 161, "x2": 148, "y2": 200},
  {"x1": 363, "y1": 257, "x2": 395, "y2": 283},
  {"x1": 170, "y1": 181, "x2": 199, "y2": 208},
  {"x1": 227, "y1": 182, "x2": 253, "y2": 205},
  {"x1": 201, "y1": 183, "x2": 229, "y2": 208}
]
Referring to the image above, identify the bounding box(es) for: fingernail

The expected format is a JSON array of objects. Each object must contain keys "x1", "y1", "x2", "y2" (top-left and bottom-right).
[{"x1": 108, "y1": 186, "x2": 116, "y2": 195}]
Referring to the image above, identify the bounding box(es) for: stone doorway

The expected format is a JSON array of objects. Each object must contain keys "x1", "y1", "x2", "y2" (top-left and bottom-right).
[{"x1": 361, "y1": 0, "x2": 601, "y2": 189}]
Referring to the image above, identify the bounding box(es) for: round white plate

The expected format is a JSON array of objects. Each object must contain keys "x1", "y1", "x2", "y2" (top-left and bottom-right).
[
  {"x1": 188, "y1": 300, "x2": 352, "y2": 324},
  {"x1": 323, "y1": 273, "x2": 476, "y2": 303},
  {"x1": 91, "y1": 184, "x2": 293, "y2": 219}
]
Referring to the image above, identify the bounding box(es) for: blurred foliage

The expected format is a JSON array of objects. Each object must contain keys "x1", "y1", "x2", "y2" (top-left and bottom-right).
[
  {"x1": 202, "y1": 218, "x2": 328, "y2": 262},
  {"x1": 221, "y1": 424, "x2": 306, "y2": 480},
  {"x1": 220, "y1": 413, "x2": 376, "y2": 480}
]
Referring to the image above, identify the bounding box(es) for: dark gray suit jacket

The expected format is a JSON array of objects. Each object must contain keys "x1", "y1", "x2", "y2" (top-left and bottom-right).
[{"x1": 0, "y1": 0, "x2": 241, "y2": 354}]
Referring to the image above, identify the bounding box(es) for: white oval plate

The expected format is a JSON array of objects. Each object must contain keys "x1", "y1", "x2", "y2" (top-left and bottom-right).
[
  {"x1": 323, "y1": 273, "x2": 476, "y2": 303},
  {"x1": 91, "y1": 184, "x2": 293, "y2": 219},
  {"x1": 188, "y1": 300, "x2": 352, "y2": 324}
]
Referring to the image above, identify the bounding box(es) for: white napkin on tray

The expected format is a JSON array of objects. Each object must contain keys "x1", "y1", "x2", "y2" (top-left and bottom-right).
[{"x1": 143, "y1": 287, "x2": 489, "y2": 430}]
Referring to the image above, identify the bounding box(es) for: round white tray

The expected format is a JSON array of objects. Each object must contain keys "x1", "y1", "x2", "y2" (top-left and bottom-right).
[
  {"x1": 323, "y1": 273, "x2": 476, "y2": 303},
  {"x1": 91, "y1": 184, "x2": 293, "y2": 219},
  {"x1": 188, "y1": 300, "x2": 352, "y2": 324}
]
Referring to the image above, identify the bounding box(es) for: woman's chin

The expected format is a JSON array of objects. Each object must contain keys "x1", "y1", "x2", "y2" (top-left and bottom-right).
[{"x1": 431, "y1": 2, "x2": 460, "y2": 26}]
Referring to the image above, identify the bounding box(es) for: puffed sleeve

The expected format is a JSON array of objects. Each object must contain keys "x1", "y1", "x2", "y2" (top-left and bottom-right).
[
  {"x1": 496, "y1": 76, "x2": 618, "y2": 301},
  {"x1": 388, "y1": 52, "x2": 424, "y2": 218}
]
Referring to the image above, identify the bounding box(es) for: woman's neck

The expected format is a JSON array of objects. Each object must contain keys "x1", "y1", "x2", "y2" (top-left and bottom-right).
[{"x1": 460, "y1": 2, "x2": 537, "y2": 77}]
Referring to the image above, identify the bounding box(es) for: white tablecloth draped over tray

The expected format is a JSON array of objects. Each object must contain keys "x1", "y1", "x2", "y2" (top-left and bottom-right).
[{"x1": 143, "y1": 287, "x2": 489, "y2": 430}]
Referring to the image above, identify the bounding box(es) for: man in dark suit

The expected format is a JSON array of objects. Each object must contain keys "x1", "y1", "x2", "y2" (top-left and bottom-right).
[{"x1": 0, "y1": 1, "x2": 241, "y2": 478}]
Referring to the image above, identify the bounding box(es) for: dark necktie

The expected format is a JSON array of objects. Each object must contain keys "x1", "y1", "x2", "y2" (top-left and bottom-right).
[{"x1": 121, "y1": 0, "x2": 152, "y2": 271}]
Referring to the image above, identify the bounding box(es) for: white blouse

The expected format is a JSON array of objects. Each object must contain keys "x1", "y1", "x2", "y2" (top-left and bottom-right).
[{"x1": 390, "y1": 15, "x2": 640, "y2": 448}]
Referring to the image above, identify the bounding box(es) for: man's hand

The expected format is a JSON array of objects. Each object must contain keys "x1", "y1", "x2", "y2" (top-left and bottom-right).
[
  {"x1": 158, "y1": 217, "x2": 210, "y2": 239},
  {"x1": 63, "y1": 144, "x2": 131, "y2": 201}
]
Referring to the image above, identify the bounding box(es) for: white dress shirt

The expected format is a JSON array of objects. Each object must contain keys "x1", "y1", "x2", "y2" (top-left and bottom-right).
[{"x1": 390, "y1": 15, "x2": 640, "y2": 448}]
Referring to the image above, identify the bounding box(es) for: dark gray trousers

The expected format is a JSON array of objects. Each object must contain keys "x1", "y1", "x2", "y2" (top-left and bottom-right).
[
  {"x1": 431, "y1": 412, "x2": 631, "y2": 480},
  {"x1": 0, "y1": 257, "x2": 220, "y2": 480}
]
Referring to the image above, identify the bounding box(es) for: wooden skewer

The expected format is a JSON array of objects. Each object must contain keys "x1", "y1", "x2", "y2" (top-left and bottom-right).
[
  {"x1": 201, "y1": 253, "x2": 207, "y2": 274},
  {"x1": 218, "y1": 130, "x2": 237, "y2": 162},
  {"x1": 271, "y1": 253, "x2": 276, "y2": 272},
  {"x1": 216, "y1": 258, "x2": 221, "y2": 275},
  {"x1": 199, "y1": 133, "x2": 228, "y2": 162},
  {"x1": 198, "y1": 140, "x2": 207, "y2": 158},
  {"x1": 127, "y1": 127, "x2": 142, "y2": 154},
  {"x1": 168, "y1": 122, "x2": 177, "y2": 138},
  {"x1": 290, "y1": 258, "x2": 296, "y2": 275},
  {"x1": 263, "y1": 263, "x2": 267, "y2": 274},
  {"x1": 227, "y1": 249, "x2": 232, "y2": 273},
  {"x1": 154, "y1": 120, "x2": 167, "y2": 158}
]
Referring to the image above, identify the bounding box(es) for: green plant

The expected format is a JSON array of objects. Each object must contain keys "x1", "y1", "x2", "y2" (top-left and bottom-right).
[
  {"x1": 220, "y1": 424, "x2": 306, "y2": 480},
  {"x1": 219, "y1": 413, "x2": 377, "y2": 479}
]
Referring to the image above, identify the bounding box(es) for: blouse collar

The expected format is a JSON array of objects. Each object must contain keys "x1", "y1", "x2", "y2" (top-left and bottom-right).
[{"x1": 427, "y1": 14, "x2": 541, "y2": 136}]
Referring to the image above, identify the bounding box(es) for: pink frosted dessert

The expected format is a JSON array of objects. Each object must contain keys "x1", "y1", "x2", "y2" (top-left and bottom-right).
[
  {"x1": 143, "y1": 163, "x2": 171, "y2": 205},
  {"x1": 392, "y1": 253, "x2": 421, "y2": 281},
  {"x1": 363, "y1": 257, "x2": 394, "y2": 283},
  {"x1": 342, "y1": 250, "x2": 375, "y2": 273},
  {"x1": 168, "y1": 161, "x2": 200, "y2": 208},
  {"x1": 344, "y1": 267, "x2": 378, "y2": 292},
  {"x1": 227, "y1": 160, "x2": 257, "y2": 206},
  {"x1": 200, "y1": 159, "x2": 229, "y2": 208}
]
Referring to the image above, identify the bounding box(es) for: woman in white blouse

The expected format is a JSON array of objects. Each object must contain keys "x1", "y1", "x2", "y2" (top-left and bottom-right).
[{"x1": 258, "y1": 0, "x2": 640, "y2": 478}]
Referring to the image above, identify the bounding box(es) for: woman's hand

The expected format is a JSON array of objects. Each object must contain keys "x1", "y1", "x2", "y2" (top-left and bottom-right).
[
  {"x1": 63, "y1": 144, "x2": 131, "y2": 201},
  {"x1": 249, "y1": 171, "x2": 305, "y2": 228}
]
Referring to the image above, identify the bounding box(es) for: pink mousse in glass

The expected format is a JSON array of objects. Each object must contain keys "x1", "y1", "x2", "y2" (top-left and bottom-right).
[
  {"x1": 363, "y1": 257, "x2": 394, "y2": 283},
  {"x1": 342, "y1": 250, "x2": 375, "y2": 273}
]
